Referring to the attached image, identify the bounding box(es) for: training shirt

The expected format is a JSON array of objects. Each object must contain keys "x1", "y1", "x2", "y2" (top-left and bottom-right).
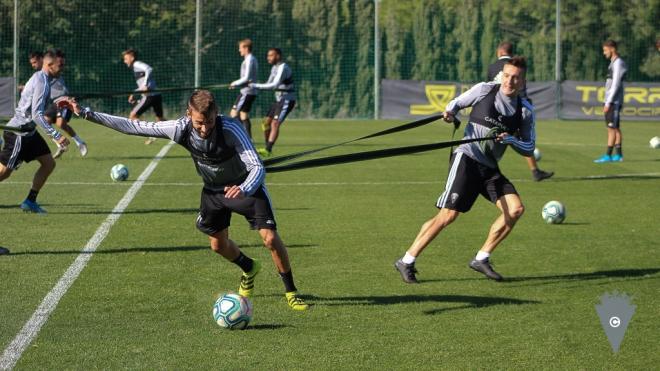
[
  {"x1": 230, "y1": 54, "x2": 258, "y2": 95},
  {"x1": 79, "y1": 109, "x2": 264, "y2": 195},
  {"x1": 49, "y1": 76, "x2": 69, "y2": 101},
  {"x1": 605, "y1": 57, "x2": 627, "y2": 106},
  {"x1": 254, "y1": 62, "x2": 296, "y2": 101},
  {"x1": 446, "y1": 82, "x2": 535, "y2": 169},
  {"x1": 132, "y1": 60, "x2": 159, "y2": 97},
  {"x1": 7, "y1": 70, "x2": 61, "y2": 139}
]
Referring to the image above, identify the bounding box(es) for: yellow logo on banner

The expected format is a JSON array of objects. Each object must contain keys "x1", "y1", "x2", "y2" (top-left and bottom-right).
[
  {"x1": 575, "y1": 86, "x2": 660, "y2": 117},
  {"x1": 410, "y1": 85, "x2": 456, "y2": 115}
]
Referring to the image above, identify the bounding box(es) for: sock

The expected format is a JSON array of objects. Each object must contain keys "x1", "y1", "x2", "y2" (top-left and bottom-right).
[
  {"x1": 265, "y1": 141, "x2": 275, "y2": 152},
  {"x1": 614, "y1": 144, "x2": 622, "y2": 156},
  {"x1": 401, "y1": 252, "x2": 416, "y2": 264},
  {"x1": 27, "y1": 189, "x2": 39, "y2": 203},
  {"x1": 475, "y1": 251, "x2": 490, "y2": 261},
  {"x1": 231, "y1": 252, "x2": 254, "y2": 273},
  {"x1": 72, "y1": 135, "x2": 84, "y2": 146},
  {"x1": 279, "y1": 270, "x2": 297, "y2": 293},
  {"x1": 606, "y1": 146, "x2": 613, "y2": 156},
  {"x1": 241, "y1": 119, "x2": 252, "y2": 139}
]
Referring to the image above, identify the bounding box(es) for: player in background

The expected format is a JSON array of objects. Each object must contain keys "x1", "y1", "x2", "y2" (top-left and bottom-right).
[
  {"x1": 249, "y1": 48, "x2": 296, "y2": 157},
  {"x1": 229, "y1": 39, "x2": 258, "y2": 139},
  {"x1": 0, "y1": 50, "x2": 69, "y2": 213},
  {"x1": 122, "y1": 49, "x2": 166, "y2": 144},
  {"x1": 395, "y1": 57, "x2": 534, "y2": 283},
  {"x1": 594, "y1": 40, "x2": 627, "y2": 163},
  {"x1": 46, "y1": 50, "x2": 88, "y2": 158},
  {"x1": 65, "y1": 90, "x2": 310, "y2": 311},
  {"x1": 488, "y1": 42, "x2": 553, "y2": 181}
]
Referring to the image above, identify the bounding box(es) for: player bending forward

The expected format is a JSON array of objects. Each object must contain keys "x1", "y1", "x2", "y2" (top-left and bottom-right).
[{"x1": 66, "y1": 90, "x2": 309, "y2": 310}]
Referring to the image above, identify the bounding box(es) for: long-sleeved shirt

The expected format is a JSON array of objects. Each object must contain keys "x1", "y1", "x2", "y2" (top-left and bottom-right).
[
  {"x1": 446, "y1": 82, "x2": 535, "y2": 168},
  {"x1": 49, "y1": 76, "x2": 69, "y2": 101},
  {"x1": 605, "y1": 57, "x2": 627, "y2": 105},
  {"x1": 254, "y1": 62, "x2": 296, "y2": 101},
  {"x1": 8, "y1": 70, "x2": 61, "y2": 139},
  {"x1": 79, "y1": 109, "x2": 265, "y2": 195},
  {"x1": 132, "y1": 60, "x2": 159, "y2": 97},
  {"x1": 230, "y1": 54, "x2": 258, "y2": 95}
]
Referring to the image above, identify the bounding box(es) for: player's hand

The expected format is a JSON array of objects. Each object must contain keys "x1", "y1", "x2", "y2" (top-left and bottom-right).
[
  {"x1": 496, "y1": 133, "x2": 514, "y2": 144},
  {"x1": 603, "y1": 104, "x2": 610, "y2": 113},
  {"x1": 128, "y1": 95, "x2": 135, "y2": 104},
  {"x1": 224, "y1": 186, "x2": 244, "y2": 199},
  {"x1": 229, "y1": 84, "x2": 235, "y2": 90},
  {"x1": 248, "y1": 83, "x2": 257, "y2": 89},
  {"x1": 64, "y1": 97, "x2": 82, "y2": 115},
  {"x1": 55, "y1": 136, "x2": 70, "y2": 147},
  {"x1": 443, "y1": 111, "x2": 455, "y2": 123}
]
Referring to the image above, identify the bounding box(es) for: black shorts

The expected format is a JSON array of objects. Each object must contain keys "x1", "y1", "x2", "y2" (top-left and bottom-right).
[
  {"x1": 0, "y1": 131, "x2": 51, "y2": 170},
  {"x1": 436, "y1": 152, "x2": 518, "y2": 213},
  {"x1": 605, "y1": 104, "x2": 622, "y2": 129},
  {"x1": 44, "y1": 103, "x2": 73, "y2": 123},
  {"x1": 131, "y1": 94, "x2": 164, "y2": 117},
  {"x1": 267, "y1": 99, "x2": 296, "y2": 124},
  {"x1": 232, "y1": 94, "x2": 257, "y2": 113},
  {"x1": 196, "y1": 185, "x2": 277, "y2": 235}
]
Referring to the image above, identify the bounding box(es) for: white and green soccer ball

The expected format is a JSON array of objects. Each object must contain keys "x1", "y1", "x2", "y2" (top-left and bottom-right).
[
  {"x1": 110, "y1": 164, "x2": 129, "y2": 181},
  {"x1": 650, "y1": 136, "x2": 660, "y2": 149},
  {"x1": 533, "y1": 148, "x2": 542, "y2": 161},
  {"x1": 213, "y1": 293, "x2": 253, "y2": 330},
  {"x1": 541, "y1": 200, "x2": 566, "y2": 224}
]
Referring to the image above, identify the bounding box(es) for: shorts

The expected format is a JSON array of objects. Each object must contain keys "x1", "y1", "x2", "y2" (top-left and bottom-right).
[
  {"x1": 604, "y1": 103, "x2": 622, "y2": 129},
  {"x1": 0, "y1": 131, "x2": 51, "y2": 170},
  {"x1": 44, "y1": 103, "x2": 73, "y2": 123},
  {"x1": 232, "y1": 94, "x2": 257, "y2": 113},
  {"x1": 196, "y1": 185, "x2": 277, "y2": 235},
  {"x1": 266, "y1": 99, "x2": 296, "y2": 124},
  {"x1": 131, "y1": 94, "x2": 164, "y2": 117},
  {"x1": 436, "y1": 152, "x2": 518, "y2": 213}
]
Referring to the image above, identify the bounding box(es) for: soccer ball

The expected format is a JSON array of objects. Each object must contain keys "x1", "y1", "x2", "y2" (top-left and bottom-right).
[
  {"x1": 533, "y1": 148, "x2": 542, "y2": 161},
  {"x1": 541, "y1": 200, "x2": 566, "y2": 224},
  {"x1": 650, "y1": 136, "x2": 660, "y2": 149},
  {"x1": 213, "y1": 293, "x2": 253, "y2": 330},
  {"x1": 110, "y1": 164, "x2": 129, "y2": 181}
]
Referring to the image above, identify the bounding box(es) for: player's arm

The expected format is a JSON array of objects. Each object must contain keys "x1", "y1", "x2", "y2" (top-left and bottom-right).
[
  {"x1": 443, "y1": 82, "x2": 492, "y2": 122},
  {"x1": 230, "y1": 58, "x2": 253, "y2": 88},
  {"x1": 223, "y1": 121, "x2": 265, "y2": 198},
  {"x1": 67, "y1": 99, "x2": 180, "y2": 140},
  {"x1": 251, "y1": 65, "x2": 283, "y2": 90},
  {"x1": 497, "y1": 102, "x2": 535, "y2": 157},
  {"x1": 604, "y1": 60, "x2": 626, "y2": 106},
  {"x1": 31, "y1": 74, "x2": 64, "y2": 142}
]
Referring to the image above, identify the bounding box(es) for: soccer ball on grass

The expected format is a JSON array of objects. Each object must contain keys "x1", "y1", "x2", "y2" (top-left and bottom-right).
[
  {"x1": 213, "y1": 293, "x2": 253, "y2": 330},
  {"x1": 541, "y1": 200, "x2": 566, "y2": 224}
]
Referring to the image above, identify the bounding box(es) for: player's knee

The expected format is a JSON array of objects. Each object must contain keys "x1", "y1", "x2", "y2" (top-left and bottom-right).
[
  {"x1": 509, "y1": 204, "x2": 525, "y2": 220},
  {"x1": 261, "y1": 233, "x2": 276, "y2": 249},
  {"x1": 436, "y1": 209, "x2": 459, "y2": 227},
  {"x1": 0, "y1": 166, "x2": 12, "y2": 180}
]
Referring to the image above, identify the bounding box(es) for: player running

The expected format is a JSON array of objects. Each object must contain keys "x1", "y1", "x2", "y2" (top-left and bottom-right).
[
  {"x1": 0, "y1": 50, "x2": 70, "y2": 214},
  {"x1": 395, "y1": 57, "x2": 534, "y2": 283},
  {"x1": 594, "y1": 40, "x2": 627, "y2": 163},
  {"x1": 65, "y1": 90, "x2": 310, "y2": 311},
  {"x1": 122, "y1": 49, "x2": 166, "y2": 144},
  {"x1": 249, "y1": 48, "x2": 296, "y2": 157},
  {"x1": 229, "y1": 39, "x2": 258, "y2": 139}
]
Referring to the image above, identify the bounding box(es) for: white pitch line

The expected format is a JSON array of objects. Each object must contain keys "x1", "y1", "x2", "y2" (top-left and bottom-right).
[{"x1": 0, "y1": 142, "x2": 174, "y2": 370}]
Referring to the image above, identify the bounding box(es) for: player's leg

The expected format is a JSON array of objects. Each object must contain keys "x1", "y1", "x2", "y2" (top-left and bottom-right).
[
  {"x1": 611, "y1": 106, "x2": 623, "y2": 161},
  {"x1": 0, "y1": 132, "x2": 18, "y2": 182},
  {"x1": 239, "y1": 111, "x2": 252, "y2": 139},
  {"x1": 525, "y1": 156, "x2": 553, "y2": 181},
  {"x1": 264, "y1": 100, "x2": 295, "y2": 154},
  {"x1": 595, "y1": 108, "x2": 618, "y2": 163},
  {"x1": 153, "y1": 94, "x2": 166, "y2": 122},
  {"x1": 21, "y1": 153, "x2": 55, "y2": 214}
]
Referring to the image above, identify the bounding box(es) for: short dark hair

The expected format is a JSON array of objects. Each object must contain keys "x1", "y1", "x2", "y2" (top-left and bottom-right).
[
  {"x1": 122, "y1": 48, "x2": 137, "y2": 58},
  {"x1": 268, "y1": 47, "x2": 282, "y2": 56},
  {"x1": 603, "y1": 40, "x2": 618, "y2": 49},
  {"x1": 54, "y1": 49, "x2": 65, "y2": 59},
  {"x1": 505, "y1": 56, "x2": 527, "y2": 74},
  {"x1": 497, "y1": 42, "x2": 513, "y2": 55},
  {"x1": 29, "y1": 51, "x2": 43, "y2": 60},
  {"x1": 239, "y1": 39, "x2": 253, "y2": 52},
  {"x1": 188, "y1": 90, "x2": 218, "y2": 117},
  {"x1": 43, "y1": 49, "x2": 58, "y2": 62}
]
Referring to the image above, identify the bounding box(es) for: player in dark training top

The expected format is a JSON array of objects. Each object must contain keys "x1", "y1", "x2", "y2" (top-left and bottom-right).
[
  {"x1": 395, "y1": 57, "x2": 534, "y2": 283},
  {"x1": 65, "y1": 90, "x2": 310, "y2": 311}
]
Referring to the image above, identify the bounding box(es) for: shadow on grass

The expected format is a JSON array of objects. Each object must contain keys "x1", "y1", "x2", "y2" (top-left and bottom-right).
[
  {"x1": 248, "y1": 324, "x2": 290, "y2": 330},
  {"x1": 306, "y1": 294, "x2": 538, "y2": 315},
  {"x1": 8, "y1": 243, "x2": 317, "y2": 256},
  {"x1": 48, "y1": 207, "x2": 312, "y2": 215},
  {"x1": 89, "y1": 155, "x2": 191, "y2": 161},
  {"x1": 551, "y1": 174, "x2": 660, "y2": 182}
]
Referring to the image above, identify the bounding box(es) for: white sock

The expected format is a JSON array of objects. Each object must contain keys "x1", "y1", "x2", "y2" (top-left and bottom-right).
[
  {"x1": 475, "y1": 251, "x2": 490, "y2": 261},
  {"x1": 401, "y1": 252, "x2": 416, "y2": 264},
  {"x1": 73, "y1": 135, "x2": 84, "y2": 146}
]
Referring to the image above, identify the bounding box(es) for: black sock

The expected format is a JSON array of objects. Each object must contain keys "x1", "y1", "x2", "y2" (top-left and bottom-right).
[
  {"x1": 27, "y1": 189, "x2": 39, "y2": 202},
  {"x1": 606, "y1": 146, "x2": 613, "y2": 156},
  {"x1": 614, "y1": 144, "x2": 622, "y2": 156},
  {"x1": 279, "y1": 270, "x2": 297, "y2": 292},
  {"x1": 232, "y1": 252, "x2": 254, "y2": 273},
  {"x1": 266, "y1": 141, "x2": 275, "y2": 152},
  {"x1": 241, "y1": 119, "x2": 252, "y2": 138}
]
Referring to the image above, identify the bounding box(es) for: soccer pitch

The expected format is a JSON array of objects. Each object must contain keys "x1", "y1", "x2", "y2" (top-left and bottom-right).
[{"x1": 1, "y1": 117, "x2": 658, "y2": 369}]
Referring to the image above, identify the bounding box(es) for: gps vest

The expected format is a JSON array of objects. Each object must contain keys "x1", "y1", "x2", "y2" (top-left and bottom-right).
[{"x1": 468, "y1": 84, "x2": 522, "y2": 135}]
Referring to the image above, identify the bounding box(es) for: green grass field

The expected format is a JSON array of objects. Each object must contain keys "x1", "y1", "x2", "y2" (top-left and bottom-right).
[{"x1": 1, "y1": 117, "x2": 659, "y2": 369}]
